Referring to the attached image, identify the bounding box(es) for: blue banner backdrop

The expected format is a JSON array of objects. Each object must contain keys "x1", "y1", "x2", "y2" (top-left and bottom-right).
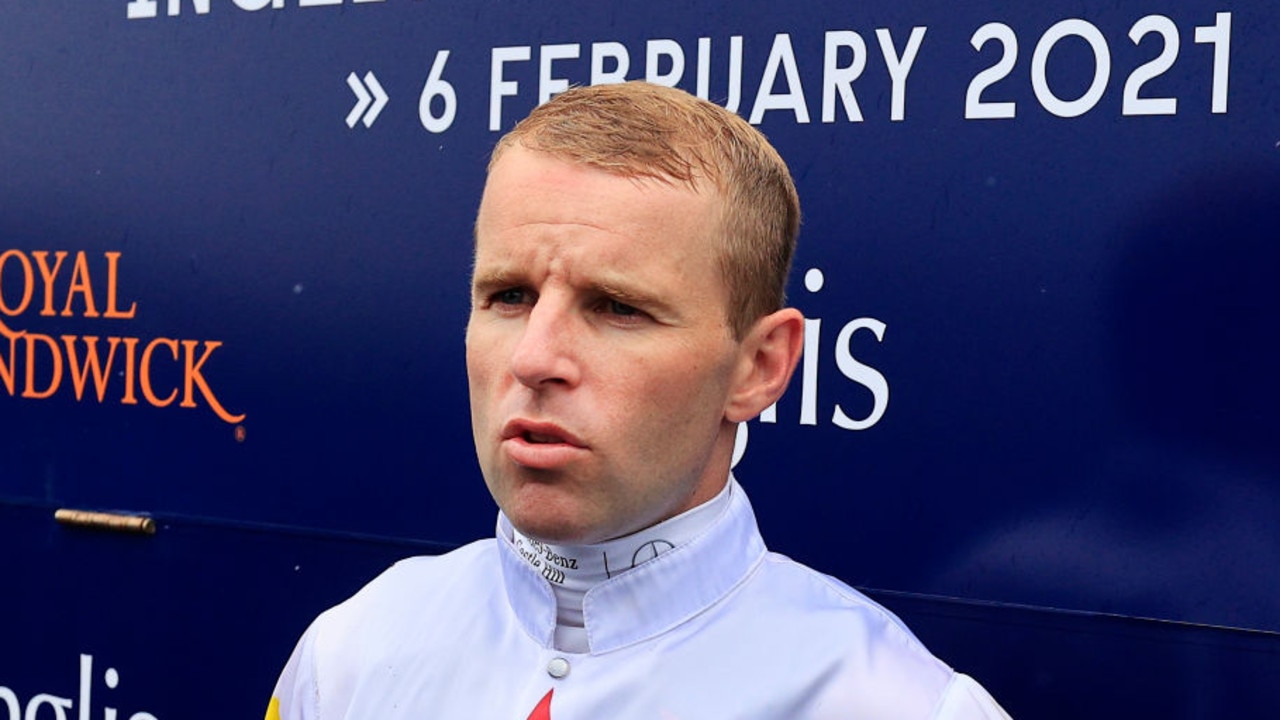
[{"x1": 2, "y1": 1, "x2": 1278, "y2": 717}]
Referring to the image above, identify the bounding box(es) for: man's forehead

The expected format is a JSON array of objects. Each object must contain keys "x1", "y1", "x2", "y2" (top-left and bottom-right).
[{"x1": 476, "y1": 148, "x2": 723, "y2": 249}]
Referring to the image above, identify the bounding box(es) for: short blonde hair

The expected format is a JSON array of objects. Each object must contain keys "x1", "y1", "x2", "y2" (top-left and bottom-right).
[{"x1": 490, "y1": 82, "x2": 800, "y2": 339}]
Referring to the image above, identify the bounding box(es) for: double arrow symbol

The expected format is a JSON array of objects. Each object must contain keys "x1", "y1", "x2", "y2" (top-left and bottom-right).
[{"x1": 346, "y1": 71, "x2": 389, "y2": 129}]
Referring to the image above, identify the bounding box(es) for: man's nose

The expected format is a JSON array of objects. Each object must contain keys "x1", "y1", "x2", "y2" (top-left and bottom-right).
[{"x1": 509, "y1": 298, "x2": 580, "y2": 389}]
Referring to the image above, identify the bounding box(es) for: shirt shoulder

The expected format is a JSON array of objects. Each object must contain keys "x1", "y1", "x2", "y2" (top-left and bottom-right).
[
  {"x1": 729, "y1": 552, "x2": 1009, "y2": 719},
  {"x1": 753, "y1": 551, "x2": 938, "y2": 656},
  {"x1": 284, "y1": 540, "x2": 502, "y2": 719},
  {"x1": 934, "y1": 673, "x2": 1013, "y2": 720}
]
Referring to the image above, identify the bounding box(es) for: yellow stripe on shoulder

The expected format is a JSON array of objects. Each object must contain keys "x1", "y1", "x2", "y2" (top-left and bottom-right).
[{"x1": 265, "y1": 697, "x2": 281, "y2": 720}]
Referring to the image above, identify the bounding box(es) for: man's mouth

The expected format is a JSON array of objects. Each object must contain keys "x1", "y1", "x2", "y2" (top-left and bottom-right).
[
  {"x1": 501, "y1": 420, "x2": 588, "y2": 470},
  {"x1": 525, "y1": 431, "x2": 563, "y2": 444},
  {"x1": 502, "y1": 420, "x2": 586, "y2": 448}
]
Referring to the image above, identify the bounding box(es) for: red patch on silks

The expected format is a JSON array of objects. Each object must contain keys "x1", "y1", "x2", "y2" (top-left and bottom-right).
[{"x1": 526, "y1": 689, "x2": 553, "y2": 720}]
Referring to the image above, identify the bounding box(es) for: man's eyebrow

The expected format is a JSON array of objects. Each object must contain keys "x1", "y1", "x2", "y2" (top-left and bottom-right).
[
  {"x1": 470, "y1": 269, "x2": 681, "y2": 319},
  {"x1": 470, "y1": 268, "x2": 525, "y2": 294},
  {"x1": 589, "y1": 280, "x2": 680, "y2": 318},
  {"x1": 590, "y1": 280, "x2": 655, "y2": 305}
]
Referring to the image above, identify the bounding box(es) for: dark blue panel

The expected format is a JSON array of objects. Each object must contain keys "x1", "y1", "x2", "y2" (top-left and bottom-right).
[
  {"x1": 875, "y1": 590, "x2": 1280, "y2": 719},
  {"x1": 0, "y1": 503, "x2": 431, "y2": 719},
  {"x1": 2, "y1": 0, "x2": 1279, "y2": 714}
]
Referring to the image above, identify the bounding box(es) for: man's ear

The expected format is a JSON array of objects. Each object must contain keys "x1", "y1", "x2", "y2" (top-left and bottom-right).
[{"x1": 725, "y1": 308, "x2": 804, "y2": 423}]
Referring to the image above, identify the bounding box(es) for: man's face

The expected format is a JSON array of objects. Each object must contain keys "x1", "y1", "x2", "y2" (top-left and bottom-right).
[{"x1": 467, "y1": 145, "x2": 746, "y2": 545}]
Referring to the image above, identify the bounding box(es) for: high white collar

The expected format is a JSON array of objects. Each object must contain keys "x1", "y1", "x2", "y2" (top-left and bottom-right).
[
  {"x1": 496, "y1": 477, "x2": 767, "y2": 655},
  {"x1": 506, "y1": 481, "x2": 734, "y2": 652}
]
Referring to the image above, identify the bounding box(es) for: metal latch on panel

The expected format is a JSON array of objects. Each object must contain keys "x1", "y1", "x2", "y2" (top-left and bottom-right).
[{"x1": 54, "y1": 509, "x2": 157, "y2": 535}]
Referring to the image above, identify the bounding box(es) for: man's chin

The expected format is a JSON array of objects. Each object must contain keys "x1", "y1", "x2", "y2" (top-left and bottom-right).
[
  {"x1": 508, "y1": 504, "x2": 620, "y2": 545},
  {"x1": 497, "y1": 485, "x2": 602, "y2": 544}
]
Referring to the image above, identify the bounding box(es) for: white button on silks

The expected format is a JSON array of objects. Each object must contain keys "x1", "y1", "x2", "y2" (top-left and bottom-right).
[{"x1": 547, "y1": 657, "x2": 570, "y2": 679}]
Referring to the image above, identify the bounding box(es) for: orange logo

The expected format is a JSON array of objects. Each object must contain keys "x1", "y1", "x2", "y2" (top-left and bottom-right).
[{"x1": 0, "y1": 249, "x2": 245, "y2": 424}]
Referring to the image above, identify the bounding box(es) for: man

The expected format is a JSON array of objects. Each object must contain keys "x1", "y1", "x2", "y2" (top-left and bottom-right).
[{"x1": 267, "y1": 81, "x2": 1010, "y2": 719}]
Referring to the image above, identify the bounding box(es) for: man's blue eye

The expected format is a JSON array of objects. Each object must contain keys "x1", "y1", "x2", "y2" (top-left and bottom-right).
[
  {"x1": 496, "y1": 289, "x2": 525, "y2": 305},
  {"x1": 609, "y1": 300, "x2": 639, "y2": 316}
]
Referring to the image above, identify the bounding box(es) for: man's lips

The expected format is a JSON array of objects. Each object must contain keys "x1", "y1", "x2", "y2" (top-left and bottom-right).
[
  {"x1": 501, "y1": 419, "x2": 586, "y2": 446},
  {"x1": 500, "y1": 419, "x2": 588, "y2": 469}
]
